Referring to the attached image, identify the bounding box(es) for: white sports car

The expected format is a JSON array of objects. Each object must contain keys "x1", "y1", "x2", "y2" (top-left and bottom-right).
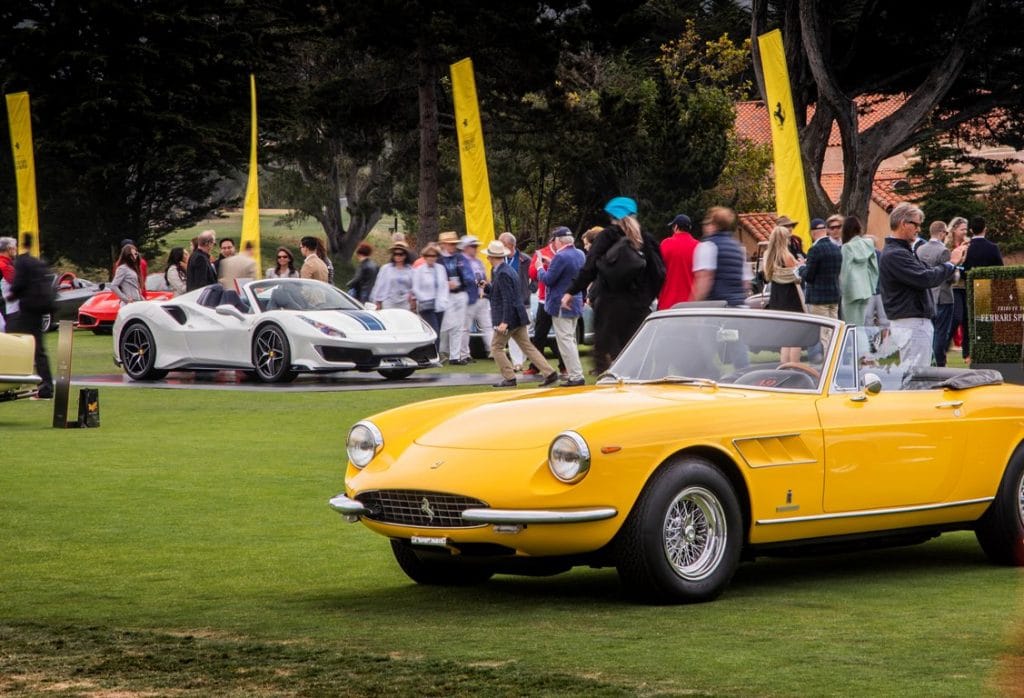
[{"x1": 112, "y1": 279, "x2": 440, "y2": 382}]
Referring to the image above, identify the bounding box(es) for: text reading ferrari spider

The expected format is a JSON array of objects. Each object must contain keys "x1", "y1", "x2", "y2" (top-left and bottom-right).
[
  {"x1": 113, "y1": 279, "x2": 439, "y2": 382},
  {"x1": 330, "y1": 308, "x2": 1024, "y2": 603}
]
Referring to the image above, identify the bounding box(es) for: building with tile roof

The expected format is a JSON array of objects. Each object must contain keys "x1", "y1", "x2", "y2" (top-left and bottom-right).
[{"x1": 734, "y1": 94, "x2": 969, "y2": 241}]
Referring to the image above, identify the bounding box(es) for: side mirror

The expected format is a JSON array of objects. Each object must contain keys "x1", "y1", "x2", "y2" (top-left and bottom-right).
[
  {"x1": 215, "y1": 304, "x2": 246, "y2": 321},
  {"x1": 364, "y1": 302, "x2": 376, "y2": 311},
  {"x1": 862, "y1": 372, "x2": 882, "y2": 395}
]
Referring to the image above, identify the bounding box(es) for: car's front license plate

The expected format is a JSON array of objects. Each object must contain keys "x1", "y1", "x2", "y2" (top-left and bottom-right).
[{"x1": 411, "y1": 535, "x2": 448, "y2": 547}]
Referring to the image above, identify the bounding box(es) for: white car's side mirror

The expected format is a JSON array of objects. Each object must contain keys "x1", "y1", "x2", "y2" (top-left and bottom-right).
[
  {"x1": 215, "y1": 304, "x2": 246, "y2": 321},
  {"x1": 364, "y1": 302, "x2": 376, "y2": 311}
]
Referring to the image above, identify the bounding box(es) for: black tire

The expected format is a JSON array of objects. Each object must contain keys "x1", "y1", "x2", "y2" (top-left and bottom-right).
[
  {"x1": 975, "y1": 446, "x2": 1024, "y2": 565},
  {"x1": 252, "y1": 324, "x2": 297, "y2": 383},
  {"x1": 614, "y1": 456, "x2": 743, "y2": 604},
  {"x1": 119, "y1": 322, "x2": 169, "y2": 381},
  {"x1": 390, "y1": 539, "x2": 495, "y2": 586},
  {"x1": 378, "y1": 368, "x2": 415, "y2": 380}
]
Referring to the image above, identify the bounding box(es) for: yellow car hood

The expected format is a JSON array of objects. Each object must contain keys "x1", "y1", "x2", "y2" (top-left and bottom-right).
[{"x1": 414, "y1": 385, "x2": 747, "y2": 450}]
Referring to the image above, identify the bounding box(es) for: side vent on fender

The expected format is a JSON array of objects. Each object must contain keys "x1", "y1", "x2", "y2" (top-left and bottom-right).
[
  {"x1": 162, "y1": 306, "x2": 187, "y2": 325},
  {"x1": 732, "y1": 434, "x2": 816, "y2": 469}
]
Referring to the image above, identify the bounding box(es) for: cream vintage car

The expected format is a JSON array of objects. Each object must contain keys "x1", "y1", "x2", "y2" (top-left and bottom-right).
[
  {"x1": 0, "y1": 332, "x2": 41, "y2": 401},
  {"x1": 329, "y1": 308, "x2": 1024, "y2": 603}
]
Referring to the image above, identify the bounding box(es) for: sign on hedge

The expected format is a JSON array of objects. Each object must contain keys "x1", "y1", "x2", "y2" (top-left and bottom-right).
[{"x1": 967, "y1": 265, "x2": 1024, "y2": 383}]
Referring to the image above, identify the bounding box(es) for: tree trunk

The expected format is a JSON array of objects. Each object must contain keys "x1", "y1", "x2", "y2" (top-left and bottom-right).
[
  {"x1": 417, "y1": 45, "x2": 440, "y2": 246},
  {"x1": 797, "y1": 0, "x2": 983, "y2": 224}
]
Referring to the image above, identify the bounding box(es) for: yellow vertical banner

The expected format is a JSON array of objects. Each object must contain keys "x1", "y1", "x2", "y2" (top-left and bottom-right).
[
  {"x1": 239, "y1": 74, "x2": 261, "y2": 277},
  {"x1": 757, "y1": 30, "x2": 811, "y2": 251},
  {"x1": 5, "y1": 91, "x2": 41, "y2": 257},
  {"x1": 450, "y1": 58, "x2": 495, "y2": 255}
]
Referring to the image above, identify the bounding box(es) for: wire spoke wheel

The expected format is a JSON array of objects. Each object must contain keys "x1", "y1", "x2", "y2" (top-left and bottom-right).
[
  {"x1": 615, "y1": 457, "x2": 742, "y2": 603},
  {"x1": 1016, "y1": 468, "x2": 1024, "y2": 527},
  {"x1": 663, "y1": 486, "x2": 728, "y2": 582}
]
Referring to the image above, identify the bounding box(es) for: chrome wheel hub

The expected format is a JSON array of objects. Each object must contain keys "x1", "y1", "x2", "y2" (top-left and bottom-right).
[
  {"x1": 663, "y1": 486, "x2": 727, "y2": 582},
  {"x1": 122, "y1": 327, "x2": 150, "y2": 375},
  {"x1": 1017, "y1": 470, "x2": 1024, "y2": 525},
  {"x1": 256, "y1": 330, "x2": 283, "y2": 377}
]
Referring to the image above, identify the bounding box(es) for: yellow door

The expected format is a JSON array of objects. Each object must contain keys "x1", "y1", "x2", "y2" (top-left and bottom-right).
[{"x1": 817, "y1": 326, "x2": 966, "y2": 513}]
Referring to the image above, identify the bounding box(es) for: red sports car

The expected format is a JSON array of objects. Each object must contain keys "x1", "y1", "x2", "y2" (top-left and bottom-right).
[{"x1": 77, "y1": 289, "x2": 174, "y2": 334}]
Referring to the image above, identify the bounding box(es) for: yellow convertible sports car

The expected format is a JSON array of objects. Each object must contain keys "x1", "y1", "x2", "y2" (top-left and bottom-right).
[
  {"x1": 329, "y1": 308, "x2": 1024, "y2": 603},
  {"x1": 0, "y1": 332, "x2": 41, "y2": 402}
]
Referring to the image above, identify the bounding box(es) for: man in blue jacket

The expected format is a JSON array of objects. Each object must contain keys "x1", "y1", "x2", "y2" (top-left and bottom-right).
[
  {"x1": 485, "y1": 241, "x2": 558, "y2": 388},
  {"x1": 540, "y1": 227, "x2": 586, "y2": 386}
]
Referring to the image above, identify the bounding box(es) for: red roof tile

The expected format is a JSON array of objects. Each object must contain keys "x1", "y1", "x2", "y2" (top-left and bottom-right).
[
  {"x1": 739, "y1": 171, "x2": 912, "y2": 233},
  {"x1": 737, "y1": 212, "x2": 781, "y2": 242},
  {"x1": 735, "y1": 94, "x2": 908, "y2": 147}
]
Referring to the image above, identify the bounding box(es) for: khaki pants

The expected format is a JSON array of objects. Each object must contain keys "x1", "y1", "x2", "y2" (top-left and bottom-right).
[
  {"x1": 807, "y1": 302, "x2": 839, "y2": 352},
  {"x1": 551, "y1": 315, "x2": 583, "y2": 381},
  {"x1": 491, "y1": 325, "x2": 552, "y2": 380}
]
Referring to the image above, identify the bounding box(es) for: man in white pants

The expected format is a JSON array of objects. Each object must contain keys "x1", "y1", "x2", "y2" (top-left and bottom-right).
[
  {"x1": 878, "y1": 203, "x2": 963, "y2": 369},
  {"x1": 541, "y1": 228, "x2": 587, "y2": 386},
  {"x1": 436, "y1": 231, "x2": 474, "y2": 364},
  {"x1": 458, "y1": 235, "x2": 493, "y2": 362}
]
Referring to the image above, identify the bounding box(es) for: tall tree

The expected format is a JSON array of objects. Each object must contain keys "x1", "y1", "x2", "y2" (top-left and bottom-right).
[
  {"x1": 0, "y1": 0, "x2": 285, "y2": 268},
  {"x1": 751, "y1": 0, "x2": 1024, "y2": 224},
  {"x1": 259, "y1": 4, "x2": 418, "y2": 267}
]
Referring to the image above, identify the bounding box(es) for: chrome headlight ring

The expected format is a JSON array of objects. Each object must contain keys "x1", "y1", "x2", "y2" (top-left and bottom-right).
[
  {"x1": 347, "y1": 420, "x2": 383, "y2": 468},
  {"x1": 548, "y1": 431, "x2": 591, "y2": 483}
]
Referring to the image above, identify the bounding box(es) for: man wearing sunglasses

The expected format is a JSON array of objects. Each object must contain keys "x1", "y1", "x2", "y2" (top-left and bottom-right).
[{"x1": 879, "y1": 202, "x2": 965, "y2": 368}]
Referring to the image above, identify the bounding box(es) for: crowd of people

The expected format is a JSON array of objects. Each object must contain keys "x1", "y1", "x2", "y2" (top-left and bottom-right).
[
  {"x1": 758, "y1": 203, "x2": 1001, "y2": 369},
  {"x1": 1, "y1": 196, "x2": 1010, "y2": 398}
]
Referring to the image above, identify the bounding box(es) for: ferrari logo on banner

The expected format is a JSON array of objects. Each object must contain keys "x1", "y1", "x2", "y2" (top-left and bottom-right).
[
  {"x1": 450, "y1": 58, "x2": 495, "y2": 254},
  {"x1": 5, "y1": 91, "x2": 41, "y2": 257},
  {"x1": 757, "y1": 30, "x2": 811, "y2": 251},
  {"x1": 239, "y1": 74, "x2": 262, "y2": 277}
]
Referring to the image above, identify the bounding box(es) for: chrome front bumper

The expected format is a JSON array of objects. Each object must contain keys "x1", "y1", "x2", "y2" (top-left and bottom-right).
[{"x1": 328, "y1": 493, "x2": 616, "y2": 525}]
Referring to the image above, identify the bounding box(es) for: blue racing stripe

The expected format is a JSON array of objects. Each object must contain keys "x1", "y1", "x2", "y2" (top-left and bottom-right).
[{"x1": 337, "y1": 310, "x2": 386, "y2": 331}]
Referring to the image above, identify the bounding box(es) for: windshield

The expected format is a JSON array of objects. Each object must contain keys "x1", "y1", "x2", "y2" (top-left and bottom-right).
[
  {"x1": 606, "y1": 312, "x2": 832, "y2": 391},
  {"x1": 249, "y1": 279, "x2": 362, "y2": 312}
]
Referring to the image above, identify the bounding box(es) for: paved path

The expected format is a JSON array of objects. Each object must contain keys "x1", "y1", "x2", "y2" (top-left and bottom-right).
[{"x1": 71, "y1": 370, "x2": 543, "y2": 393}]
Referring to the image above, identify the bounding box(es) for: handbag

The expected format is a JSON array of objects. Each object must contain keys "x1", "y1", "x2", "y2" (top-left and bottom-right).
[{"x1": 418, "y1": 298, "x2": 436, "y2": 312}]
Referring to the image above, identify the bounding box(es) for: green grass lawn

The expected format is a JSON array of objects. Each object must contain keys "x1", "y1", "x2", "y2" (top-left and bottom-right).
[{"x1": 0, "y1": 333, "x2": 1020, "y2": 696}]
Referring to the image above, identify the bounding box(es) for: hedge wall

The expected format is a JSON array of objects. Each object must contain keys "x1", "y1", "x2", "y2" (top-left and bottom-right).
[{"x1": 966, "y1": 265, "x2": 1024, "y2": 364}]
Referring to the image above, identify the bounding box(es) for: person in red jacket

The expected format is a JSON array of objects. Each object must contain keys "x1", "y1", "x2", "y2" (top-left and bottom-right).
[
  {"x1": 657, "y1": 214, "x2": 698, "y2": 309},
  {"x1": 525, "y1": 229, "x2": 563, "y2": 374}
]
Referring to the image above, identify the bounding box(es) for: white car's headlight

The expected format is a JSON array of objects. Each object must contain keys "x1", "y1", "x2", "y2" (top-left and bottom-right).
[
  {"x1": 548, "y1": 431, "x2": 591, "y2": 483},
  {"x1": 299, "y1": 315, "x2": 346, "y2": 338},
  {"x1": 347, "y1": 421, "x2": 383, "y2": 468}
]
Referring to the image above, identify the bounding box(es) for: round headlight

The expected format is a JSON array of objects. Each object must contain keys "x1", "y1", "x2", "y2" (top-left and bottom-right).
[
  {"x1": 548, "y1": 431, "x2": 591, "y2": 483},
  {"x1": 347, "y1": 421, "x2": 383, "y2": 468}
]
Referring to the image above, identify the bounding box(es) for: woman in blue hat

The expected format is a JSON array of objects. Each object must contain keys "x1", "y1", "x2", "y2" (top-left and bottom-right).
[{"x1": 561, "y1": 196, "x2": 665, "y2": 374}]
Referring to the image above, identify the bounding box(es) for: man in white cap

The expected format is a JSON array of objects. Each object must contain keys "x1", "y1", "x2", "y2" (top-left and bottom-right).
[{"x1": 485, "y1": 240, "x2": 558, "y2": 388}]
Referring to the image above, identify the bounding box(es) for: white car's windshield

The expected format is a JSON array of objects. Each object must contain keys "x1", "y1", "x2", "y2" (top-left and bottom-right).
[
  {"x1": 249, "y1": 280, "x2": 362, "y2": 312},
  {"x1": 604, "y1": 312, "x2": 832, "y2": 390}
]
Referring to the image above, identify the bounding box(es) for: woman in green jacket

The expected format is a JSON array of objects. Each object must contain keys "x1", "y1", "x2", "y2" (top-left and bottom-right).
[{"x1": 839, "y1": 216, "x2": 879, "y2": 327}]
